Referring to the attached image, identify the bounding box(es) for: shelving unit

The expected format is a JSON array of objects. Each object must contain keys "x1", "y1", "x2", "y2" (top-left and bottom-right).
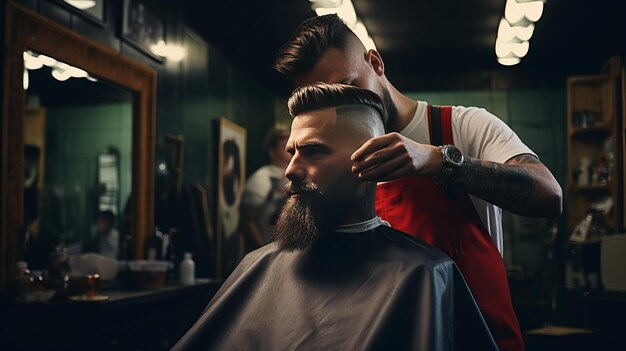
[{"x1": 566, "y1": 58, "x2": 623, "y2": 236}]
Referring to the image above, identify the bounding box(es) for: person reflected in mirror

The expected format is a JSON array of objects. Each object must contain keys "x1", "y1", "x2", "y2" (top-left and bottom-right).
[
  {"x1": 173, "y1": 83, "x2": 498, "y2": 351},
  {"x1": 240, "y1": 125, "x2": 291, "y2": 251},
  {"x1": 86, "y1": 210, "x2": 119, "y2": 258}
]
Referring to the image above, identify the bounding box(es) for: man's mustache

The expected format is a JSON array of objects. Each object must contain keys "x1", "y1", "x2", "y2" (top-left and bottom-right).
[{"x1": 285, "y1": 182, "x2": 322, "y2": 196}]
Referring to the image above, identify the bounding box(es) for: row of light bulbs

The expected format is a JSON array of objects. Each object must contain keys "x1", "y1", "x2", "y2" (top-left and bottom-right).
[
  {"x1": 23, "y1": 50, "x2": 98, "y2": 90},
  {"x1": 310, "y1": 0, "x2": 376, "y2": 51},
  {"x1": 496, "y1": 0, "x2": 545, "y2": 66}
]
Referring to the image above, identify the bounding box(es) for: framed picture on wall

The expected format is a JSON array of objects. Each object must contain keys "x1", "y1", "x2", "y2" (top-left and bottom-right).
[
  {"x1": 217, "y1": 118, "x2": 246, "y2": 277},
  {"x1": 121, "y1": 0, "x2": 165, "y2": 62},
  {"x1": 55, "y1": 0, "x2": 107, "y2": 27}
]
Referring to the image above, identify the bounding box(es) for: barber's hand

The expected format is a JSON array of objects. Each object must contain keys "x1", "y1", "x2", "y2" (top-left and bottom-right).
[{"x1": 351, "y1": 133, "x2": 442, "y2": 182}]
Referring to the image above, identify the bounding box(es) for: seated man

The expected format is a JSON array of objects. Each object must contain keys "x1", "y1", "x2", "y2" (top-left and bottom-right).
[{"x1": 173, "y1": 83, "x2": 498, "y2": 351}]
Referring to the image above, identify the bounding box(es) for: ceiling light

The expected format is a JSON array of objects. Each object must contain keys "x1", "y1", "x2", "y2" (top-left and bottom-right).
[
  {"x1": 51, "y1": 67, "x2": 71, "y2": 81},
  {"x1": 24, "y1": 51, "x2": 43, "y2": 70},
  {"x1": 522, "y1": 1, "x2": 544, "y2": 22},
  {"x1": 495, "y1": 40, "x2": 529, "y2": 58},
  {"x1": 314, "y1": 0, "x2": 357, "y2": 28},
  {"x1": 150, "y1": 40, "x2": 187, "y2": 62},
  {"x1": 505, "y1": 0, "x2": 544, "y2": 24},
  {"x1": 497, "y1": 19, "x2": 535, "y2": 42},
  {"x1": 496, "y1": 1, "x2": 543, "y2": 65},
  {"x1": 312, "y1": 0, "x2": 376, "y2": 50},
  {"x1": 309, "y1": 0, "x2": 342, "y2": 8},
  {"x1": 497, "y1": 57, "x2": 521, "y2": 66},
  {"x1": 38, "y1": 54, "x2": 57, "y2": 67},
  {"x1": 64, "y1": 0, "x2": 97, "y2": 10},
  {"x1": 23, "y1": 67, "x2": 29, "y2": 90},
  {"x1": 352, "y1": 21, "x2": 376, "y2": 50},
  {"x1": 364, "y1": 36, "x2": 376, "y2": 51},
  {"x1": 67, "y1": 66, "x2": 88, "y2": 78}
]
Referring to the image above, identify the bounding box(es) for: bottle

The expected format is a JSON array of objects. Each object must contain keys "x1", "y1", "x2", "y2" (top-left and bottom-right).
[
  {"x1": 164, "y1": 228, "x2": 178, "y2": 280},
  {"x1": 145, "y1": 227, "x2": 163, "y2": 261},
  {"x1": 587, "y1": 209, "x2": 612, "y2": 238},
  {"x1": 49, "y1": 245, "x2": 70, "y2": 301},
  {"x1": 180, "y1": 252, "x2": 195, "y2": 286}
]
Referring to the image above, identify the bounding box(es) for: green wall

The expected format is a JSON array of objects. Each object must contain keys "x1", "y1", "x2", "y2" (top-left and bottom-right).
[{"x1": 45, "y1": 102, "x2": 132, "y2": 241}]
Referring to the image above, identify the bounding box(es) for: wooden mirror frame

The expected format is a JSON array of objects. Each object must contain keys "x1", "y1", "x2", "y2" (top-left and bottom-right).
[{"x1": 1, "y1": 2, "x2": 156, "y2": 289}]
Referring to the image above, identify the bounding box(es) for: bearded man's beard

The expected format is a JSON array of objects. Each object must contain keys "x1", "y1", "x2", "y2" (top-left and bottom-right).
[{"x1": 272, "y1": 183, "x2": 341, "y2": 251}]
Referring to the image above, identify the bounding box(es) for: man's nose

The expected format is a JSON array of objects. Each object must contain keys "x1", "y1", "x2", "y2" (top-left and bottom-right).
[{"x1": 285, "y1": 155, "x2": 306, "y2": 182}]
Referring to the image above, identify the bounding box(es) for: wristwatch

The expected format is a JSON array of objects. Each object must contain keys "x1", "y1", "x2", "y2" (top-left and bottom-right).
[{"x1": 434, "y1": 144, "x2": 464, "y2": 192}]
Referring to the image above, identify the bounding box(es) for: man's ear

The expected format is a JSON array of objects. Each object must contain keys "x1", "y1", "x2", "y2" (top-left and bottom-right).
[{"x1": 365, "y1": 50, "x2": 385, "y2": 76}]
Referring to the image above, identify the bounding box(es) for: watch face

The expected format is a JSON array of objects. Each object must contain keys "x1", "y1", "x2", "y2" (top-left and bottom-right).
[{"x1": 445, "y1": 145, "x2": 463, "y2": 166}]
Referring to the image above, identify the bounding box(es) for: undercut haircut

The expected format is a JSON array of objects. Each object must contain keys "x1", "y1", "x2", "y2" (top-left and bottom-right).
[
  {"x1": 274, "y1": 14, "x2": 355, "y2": 79},
  {"x1": 287, "y1": 83, "x2": 388, "y2": 131}
]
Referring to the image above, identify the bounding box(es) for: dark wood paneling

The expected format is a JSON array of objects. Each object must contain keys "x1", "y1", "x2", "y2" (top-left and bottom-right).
[
  {"x1": 70, "y1": 0, "x2": 120, "y2": 52},
  {"x1": 39, "y1": 0, "x2": 70, "y2": 28}
]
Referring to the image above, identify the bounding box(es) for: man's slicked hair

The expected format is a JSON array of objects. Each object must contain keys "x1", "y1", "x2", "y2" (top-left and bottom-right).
[
  {"x1": 274, "y1": 14, "x2": 354, "y2": 79},
  {"x1": 287, "y1": 83, "x2": 388, "y2": 129}
]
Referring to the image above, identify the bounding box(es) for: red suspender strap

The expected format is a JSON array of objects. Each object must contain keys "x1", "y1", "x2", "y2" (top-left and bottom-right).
[
  {"x1": 440, "y1": 106, "x2": 453, "y2": 145},
  {"x1": 427, "y1": 104, "x2": 454, "y2": 146},
  {"x1": 427, "y1": 104, "x2": 434, "y2": 145}
]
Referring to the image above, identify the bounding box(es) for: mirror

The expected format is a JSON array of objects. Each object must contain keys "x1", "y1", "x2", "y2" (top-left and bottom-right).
[
  {"x1": 1, "y1": 3, "x2": 156, "y2": 288},
  {"x1": 23, "y1": 51, "x2": 133, "y2": 265}
]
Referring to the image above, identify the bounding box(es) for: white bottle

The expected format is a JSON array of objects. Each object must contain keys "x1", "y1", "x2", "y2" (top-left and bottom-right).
[{"x1": 180, "y1": 252, "x2": 195, "y2": 286}]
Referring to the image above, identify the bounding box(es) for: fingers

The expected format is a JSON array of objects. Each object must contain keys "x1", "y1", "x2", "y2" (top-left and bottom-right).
[
  {"x1": 352, "y1": 144, "x2": 403, "y2": 174},
  {"x1": 356, "y1": 155, "x2": 412, "y2": 181},
  {"x1": 351, "y1": 133, "x2": 397, "y2": 162}
]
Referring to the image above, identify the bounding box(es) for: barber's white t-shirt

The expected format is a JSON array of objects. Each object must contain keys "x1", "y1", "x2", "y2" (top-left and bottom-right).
[
  {"x1": 242, "y1": 165, "x2": 288, "y2": 243},
  {"x1": 396, "y1": 101, "x2": 536, "y2": 254}
]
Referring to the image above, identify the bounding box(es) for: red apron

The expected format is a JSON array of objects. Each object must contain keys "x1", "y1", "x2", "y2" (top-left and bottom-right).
[{"x1": 375, "y1": 105, "x2": 525, "y2": 351}]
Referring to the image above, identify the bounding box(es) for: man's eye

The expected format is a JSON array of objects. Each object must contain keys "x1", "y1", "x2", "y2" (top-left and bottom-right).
[
  {"x1": 301, "y1": 149, "x2": 319, "y2": 157},
  {"x1": 300, "y1": 148, "x2": 327, "y2": 158}
]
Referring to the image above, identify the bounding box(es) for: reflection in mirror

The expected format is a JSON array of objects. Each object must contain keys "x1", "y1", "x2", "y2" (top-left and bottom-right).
[{"x1": 23, "y1": 50, "x2": 133, "y2": 269}]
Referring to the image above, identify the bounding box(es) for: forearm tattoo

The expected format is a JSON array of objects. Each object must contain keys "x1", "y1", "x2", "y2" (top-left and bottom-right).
[{"x1": 454, "y1": 154, "x2": 540, "y2": 204}]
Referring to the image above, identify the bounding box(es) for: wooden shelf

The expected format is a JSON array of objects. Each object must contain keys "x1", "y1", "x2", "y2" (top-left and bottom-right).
[
  {"x1": 567, "y1": 57, "x2": 623, "y2": 234},
  {"x1": 570, "y1": 124, "x2": 612, "y2": 138},
  {"x1": 571, "y1": 183, "x2": 613, "y2": 193}
]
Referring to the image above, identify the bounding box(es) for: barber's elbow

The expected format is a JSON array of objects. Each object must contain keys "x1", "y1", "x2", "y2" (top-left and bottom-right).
[{"x1": 544, "y1": 185, "x2": 563, "y2": 217}]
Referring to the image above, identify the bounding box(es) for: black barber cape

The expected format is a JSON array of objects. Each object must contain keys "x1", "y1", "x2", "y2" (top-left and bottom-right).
[{"x1": 173, "y1": 225, "x2": 498, "y2": 351}]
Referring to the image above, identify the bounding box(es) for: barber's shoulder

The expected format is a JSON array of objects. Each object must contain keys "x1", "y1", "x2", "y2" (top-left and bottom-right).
[{"x1": 451, "y1": 105, "x2": 499, "y2": 121}]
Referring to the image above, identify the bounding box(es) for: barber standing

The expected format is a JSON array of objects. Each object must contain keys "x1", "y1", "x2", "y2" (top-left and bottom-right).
[
  {"x1": 240, "y1": 126, "x2": 291, "y2": 250},
  {"x1": 274, "y1": 14, "x2": 563, "y2": 351}
]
